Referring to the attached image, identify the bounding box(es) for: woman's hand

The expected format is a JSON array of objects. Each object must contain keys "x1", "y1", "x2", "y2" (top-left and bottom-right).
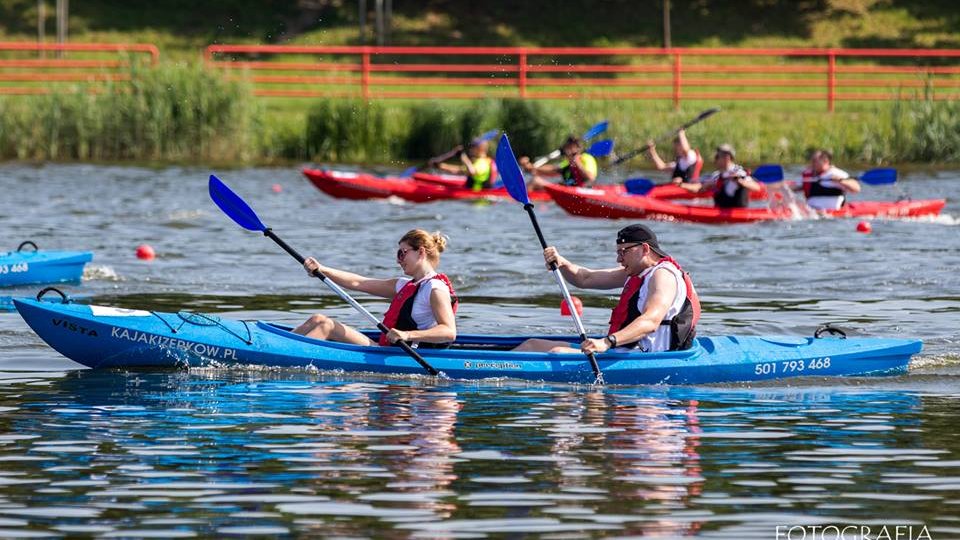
[{"x1": 385, "y1": 328, "x2": 410, "y2": 344}]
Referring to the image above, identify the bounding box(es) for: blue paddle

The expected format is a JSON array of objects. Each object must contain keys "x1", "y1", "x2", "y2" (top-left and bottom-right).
[
  {"x1": 582, "y1": 120, "x2": 609, "y2": 142},
  {"x1": 850, "y1": 168, "x2": 898, "y2": 185},
  {"x1": 400, "y1": 129, "x2": 501, "y2": 178},
  {"x1": 495, "y1": 134, "x2": 605, "y2": 385},
  {"x1": 858, "y1": 168, "x2": 897, "y2": 185},
  {"x1": 623, "y1": 177, "x2": 658, "y2": 196},
  {"x1": 532, "y1": 120, "x2": 610, "y2": 168},
  {"x1": 754, "y1": 166, "x2": 897, "y2": 186},
  {"x1": 208, "y1": 174, "x2": 439, "y2": 376},
  {"x1": 751, "y1": 164, "x2": 786, "y2": 184},
  {"x1": 587, "y1": 139, "x2": 615, "y2": 158}
]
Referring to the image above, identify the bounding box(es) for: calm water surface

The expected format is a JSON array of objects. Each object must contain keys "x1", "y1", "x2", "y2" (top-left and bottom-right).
[{"x1": 0, "y1": 163, "x2": 958, "y2": 537}]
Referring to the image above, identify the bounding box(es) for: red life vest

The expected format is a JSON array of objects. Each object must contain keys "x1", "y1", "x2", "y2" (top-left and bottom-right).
[
  {"x1": 379, "y1": 273, "x2": 458, "y2": 346},
  {"x1": 802, "y1": 168, "x2": 846, "y2": 201},
  {"x1": 606, "y1": 258, "x2": 701, "y2": 351}
]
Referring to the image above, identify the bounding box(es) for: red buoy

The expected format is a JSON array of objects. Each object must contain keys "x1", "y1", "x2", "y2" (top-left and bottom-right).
[
  {"x1": 136, "y1": 244, "x2": 156, "y2": 260},
  {"x1": 856, "y1": 221, "x2": 872, "y2": 234},
  {"x1": 560, "y1": 296, "x2": 583, "y2": 317},
  {"x1": 272, "y1": 183, "x2": 282, "y2": 193}
]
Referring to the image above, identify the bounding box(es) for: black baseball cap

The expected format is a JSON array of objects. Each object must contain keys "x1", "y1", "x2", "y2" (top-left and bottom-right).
[{"x1": 616, "y1": 224, "x2": 668, "y2": 257}]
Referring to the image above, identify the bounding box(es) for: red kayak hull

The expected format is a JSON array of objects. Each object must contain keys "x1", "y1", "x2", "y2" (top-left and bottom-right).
[
  {"x1": 544, "y1": 184, "x2": 946, "y2": 224},
  {"x1": 304, "y1": 168, "x2": 771, "y2": 204},
  {"x1": 640, "y1": 183, "x2": 771, "y2": 201},
  {"x1": 304, "y1": 168, "x2": 553, "y2": 203},
  {"x1": 303, "y1": 169, "x2": 408, "y2": 200}
]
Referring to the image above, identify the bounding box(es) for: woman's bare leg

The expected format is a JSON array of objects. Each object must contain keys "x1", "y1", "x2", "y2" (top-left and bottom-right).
[
  {"x1": 512, "y1": 338, "x2": 579, "y2": 353},
  {"x1": 292, "y1": 314, "x2": 375, "y2": 346}
]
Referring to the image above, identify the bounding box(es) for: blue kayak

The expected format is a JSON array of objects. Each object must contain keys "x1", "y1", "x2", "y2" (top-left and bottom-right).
[
  {"x1": 14, "y1": 298, "x2": 921, "y2": 385},
  {"x1": 0, "y1": 242, "x2": 92, "y2": 287}
]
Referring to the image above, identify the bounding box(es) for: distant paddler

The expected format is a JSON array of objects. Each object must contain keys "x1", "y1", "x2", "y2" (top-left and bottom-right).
[
  {"x1": 672, "y1": 144, "x2": 762, "y2": 208},
  {"x1": 646, "y1": 128, "x2": 704, "y2": 184},
  {"x1": 798, "y1": 149, "x2": 861, "y2": 211},
  {"x1": 430, "y1": 138, "x2": 499, "y2": 191},
  {"x1": 519, "y1": 135, "x2": 599, "y2": 190}
]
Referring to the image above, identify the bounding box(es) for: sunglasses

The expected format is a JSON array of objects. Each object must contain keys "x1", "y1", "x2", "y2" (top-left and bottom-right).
[
  {"x1": 616, "y1": 243, "x2": 643, "y2": 258},
  {"x1": 397, "y1": 247, "x2": 417, "y2": 260}
]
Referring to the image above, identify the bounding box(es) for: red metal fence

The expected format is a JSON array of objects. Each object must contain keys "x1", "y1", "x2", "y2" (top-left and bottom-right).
[
  {"x1": 2, "y1": 43, "x2": 957, "y2": 110},
  {"x1": 0, "y1": 42, "x2": 159, "y2": 95},
  {"x1": 205, "y1": 45, "x2": 960, "y2": 111}
]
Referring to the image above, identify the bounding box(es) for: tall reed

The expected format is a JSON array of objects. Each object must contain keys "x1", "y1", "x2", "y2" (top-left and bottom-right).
[
  {"x1": 0, "y1": 60, "x2": 261, "y2": 162},
  {"x1": 304, "y1": 99, "x2": 394, "y2": 163}
]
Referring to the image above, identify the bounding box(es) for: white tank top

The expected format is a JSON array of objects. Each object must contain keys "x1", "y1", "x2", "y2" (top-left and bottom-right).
[
  {"x1": 631, "y1": 261, "x2": 687, "y2": 353},
  {"x1": 393, "y1": 273, "x2": 447, "y2": 330},
  {"x1": 806, "y1": 166, "x2": 851, "y2": 211},
  {"x1": 677, "y1": 149, "x2": 698, "y2": 171}
]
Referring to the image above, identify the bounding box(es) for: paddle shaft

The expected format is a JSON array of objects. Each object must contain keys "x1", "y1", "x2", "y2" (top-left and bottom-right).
[
  {"x1": 262, "y1": 229, "x2": 440, "y2": 376},
  {"x1": 522, "y1": 205, "x2": 604, "y2": 383},
  {"x1": 613, "y1": 108, "x2": 719, "y2": 166}
]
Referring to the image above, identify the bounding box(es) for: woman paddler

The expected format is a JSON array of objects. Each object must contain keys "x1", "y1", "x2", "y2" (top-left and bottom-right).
[{"x1": 293, "y1": 229, "x2": 458, "y2": 348}]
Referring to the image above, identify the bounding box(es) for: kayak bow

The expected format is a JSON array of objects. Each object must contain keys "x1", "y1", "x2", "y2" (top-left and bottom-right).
[{"x1": 0, "y1": 242, "x2": 92, "y2": 287}]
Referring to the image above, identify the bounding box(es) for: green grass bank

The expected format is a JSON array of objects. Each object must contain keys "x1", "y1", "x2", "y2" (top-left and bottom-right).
[
  {"x1": 2, "y1": 64, "x2": 958, "y2": 166},
  {"x1": 1, "y1": 1, "x2": 959, "y2": 166}
]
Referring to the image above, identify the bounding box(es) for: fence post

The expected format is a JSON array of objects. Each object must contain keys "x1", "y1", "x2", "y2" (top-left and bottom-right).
[
  {"x1": 827, "y1": 50, "x2": 836, "y2": 113},
  {"x1": 361, "y1": 47, "x2": 371, "y2": 100},
  {"x1": 672, "y1": 52, "x2": 681, "y2": 111},
  {"x1": 518, "y1": 49, "x2": 528, "y2": 98}
]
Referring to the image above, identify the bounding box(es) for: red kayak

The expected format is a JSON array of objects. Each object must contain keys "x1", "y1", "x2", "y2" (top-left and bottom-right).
[
  {"x1": 416, "y1": 172, "x2": 770, "y2": 201},
  {"x1": 303, "y1": 169, "x2": 413, "y2": 200},
  {"x1": 654, "y1": 183, "x2": 770, "y2": 201},
  {"x1": 304, "y1": 168, "x2": 553, "y2": 203},
  {"x1": 544, "y1": 183, "x2": 946, "y2": 224},
  {"x1": 304, "y1": 168, "x2": 766, "y2": 204}
]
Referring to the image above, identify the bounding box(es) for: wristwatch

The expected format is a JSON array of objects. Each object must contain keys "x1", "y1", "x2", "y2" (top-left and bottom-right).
[{"x1": 605, "y1": 334, "x2": 618, "y2": 348}]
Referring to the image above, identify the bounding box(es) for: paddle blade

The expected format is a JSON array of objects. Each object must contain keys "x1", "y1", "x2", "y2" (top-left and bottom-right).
[
  {"x1": 587, "y1": 139, "x2": 614, "y2": 157},
  {"x1": 859, "y1": 168, "x2": 897, "y2": 185},
  {"x1": 582, "y1": 120, "x2": 609, "y2": 142},
  {"x1": 691, "y1": 107, "x2": 720, "y2": 125},
  {"x1": 752, "y1": 164, "x2": 785, "y2": 184},
  {"x1": 400, "y1": 166, "x2": 418, "y2": 178},
  {"x1": 495, "y1": 134, "x2": 530, "y2": 205},
  {"x1": 624, "y1": 177, "x2": 655, "y2": 195},
  {"x1": 474, "y1": 129, "x2": 499, "y2": 143},
  {"x1": 208, "y1": 174, "x2": 268, "y2": 232}
]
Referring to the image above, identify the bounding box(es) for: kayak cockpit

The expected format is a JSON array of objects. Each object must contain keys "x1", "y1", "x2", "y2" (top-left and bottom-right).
[{"x1": 255, "y1": 321, "x2": 704, "y2": 359}]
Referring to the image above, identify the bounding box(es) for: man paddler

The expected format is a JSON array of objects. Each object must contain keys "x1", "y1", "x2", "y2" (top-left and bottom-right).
[{"x1": 514, "y1": 224, "x2": 700, "y2": 354}]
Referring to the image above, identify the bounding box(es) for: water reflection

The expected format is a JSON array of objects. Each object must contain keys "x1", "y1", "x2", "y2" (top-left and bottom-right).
[
  {"x1": 3, "y1": 150, "x2": 960, "y2": 538},
  {"x1": 0, "y1": 371, "x2": 958, "y2": 536}
]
